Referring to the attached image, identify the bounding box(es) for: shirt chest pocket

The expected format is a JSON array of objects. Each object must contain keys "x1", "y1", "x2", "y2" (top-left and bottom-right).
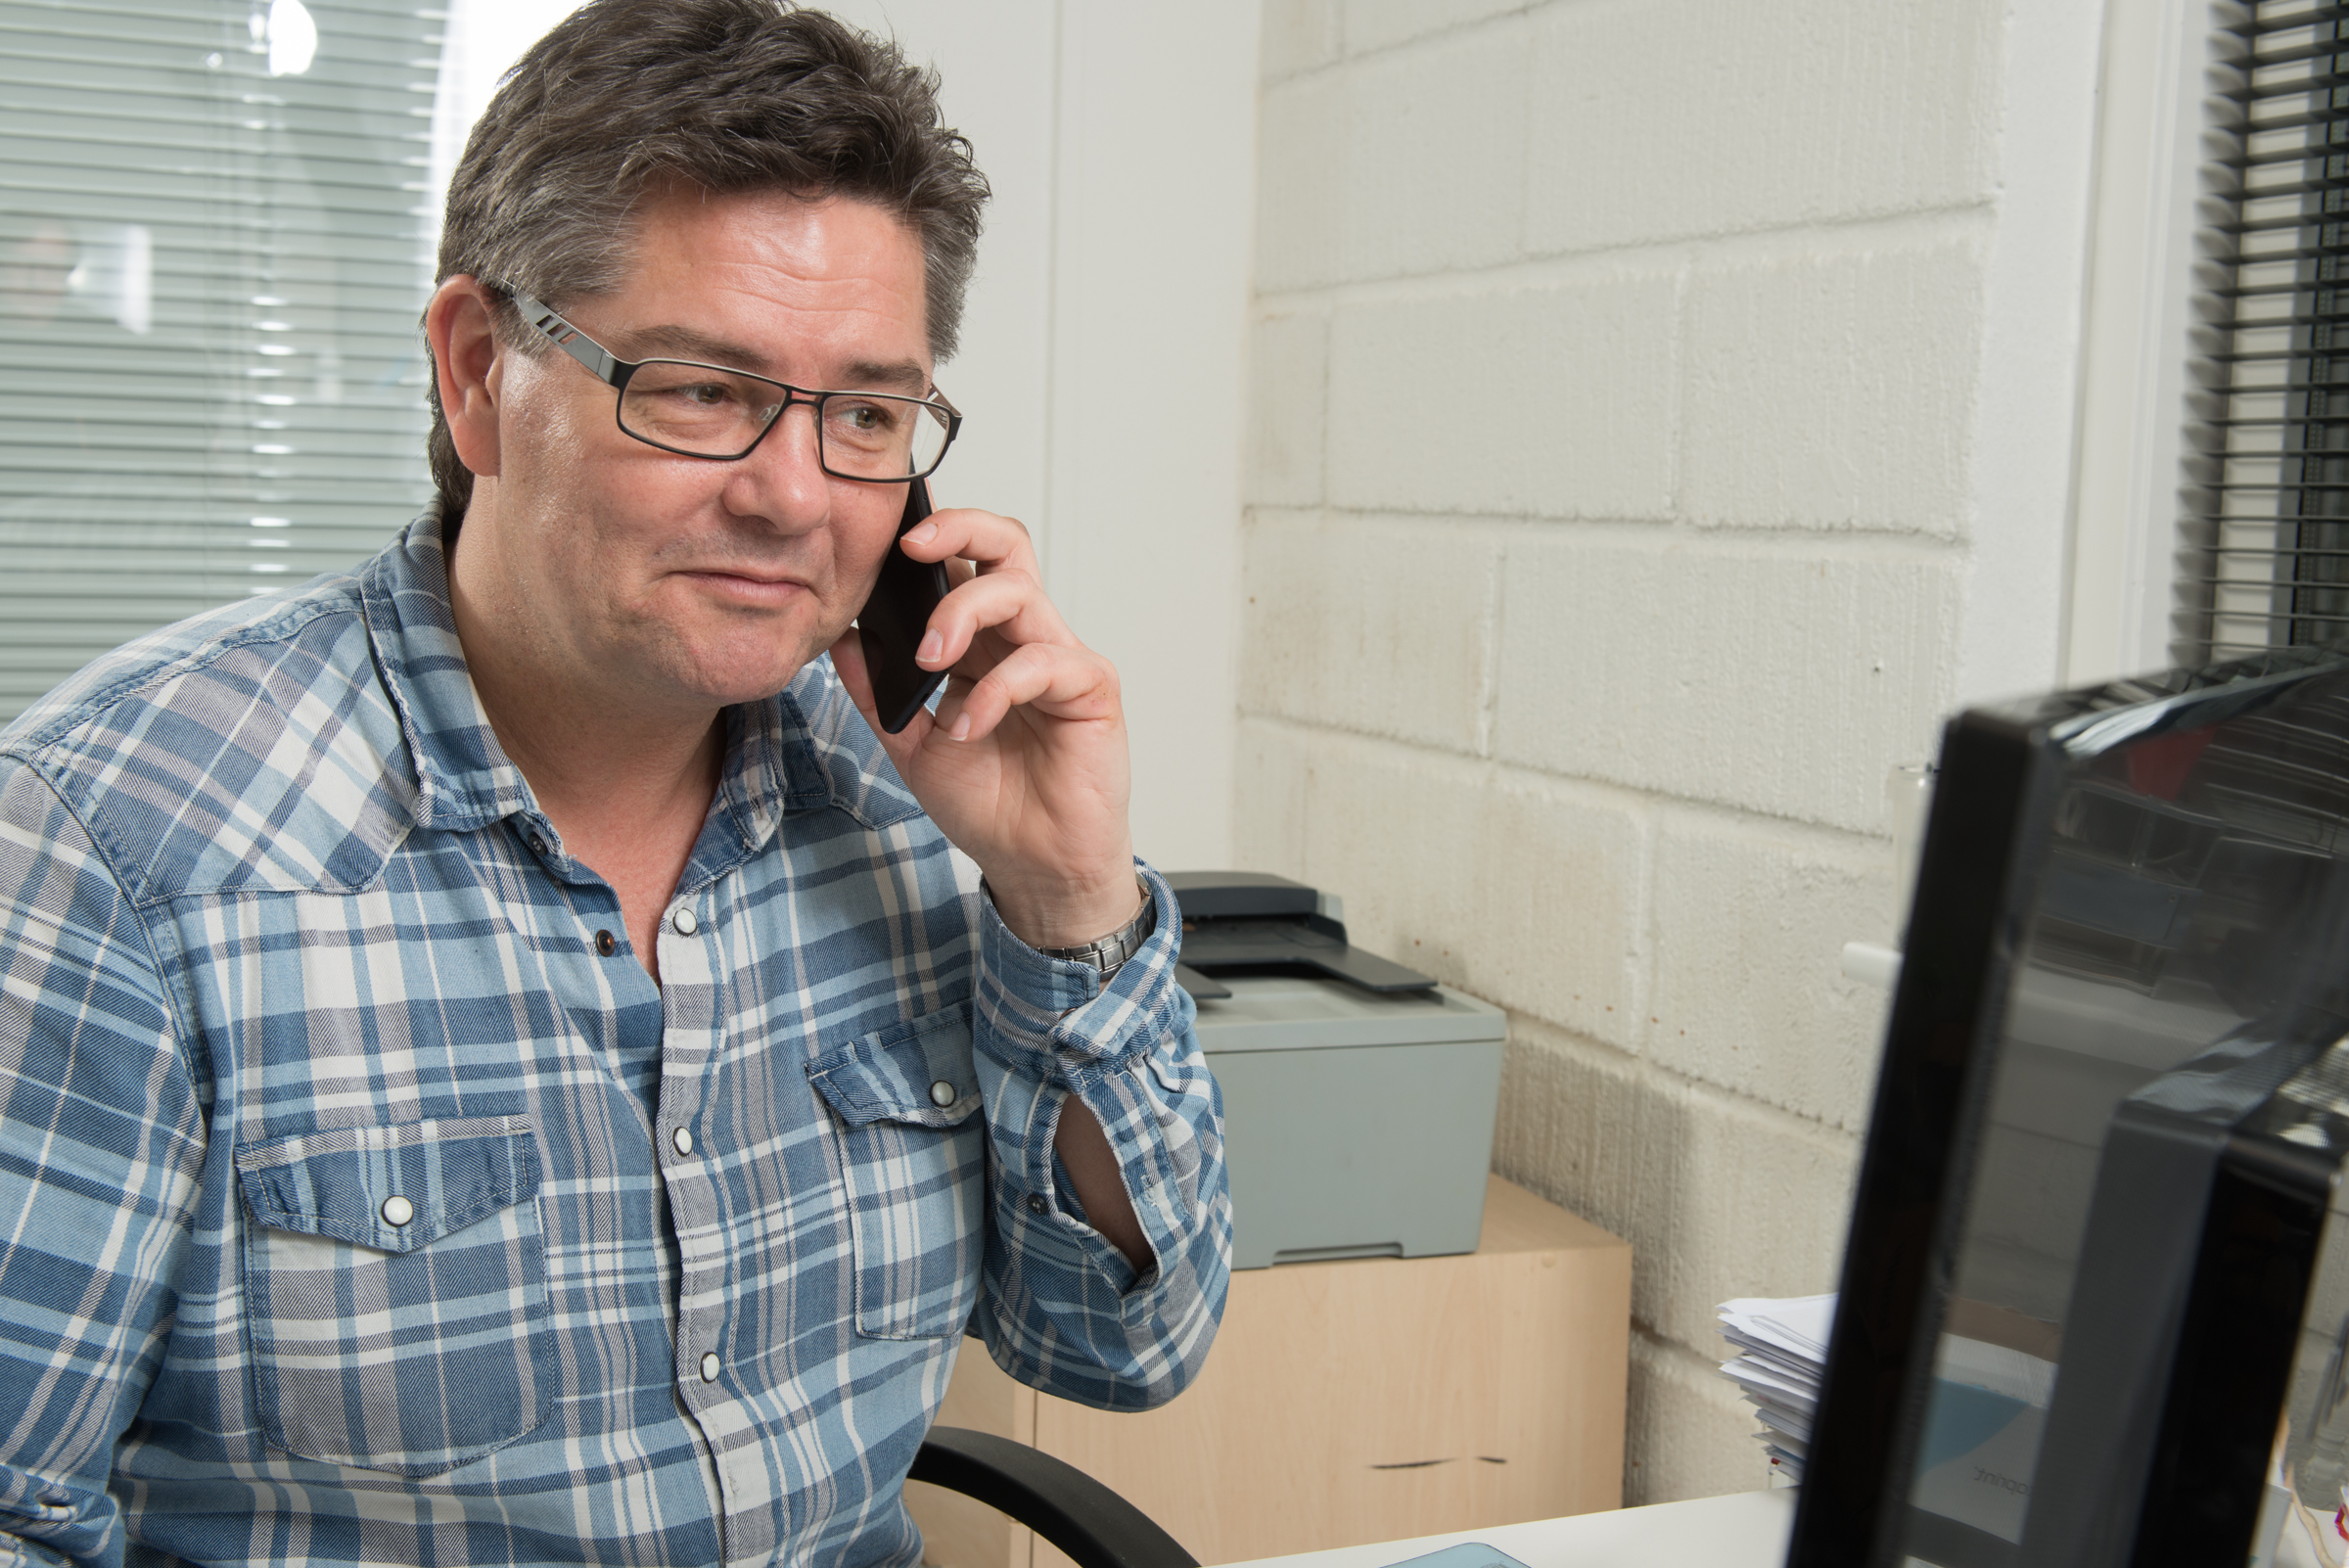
[
  {"x1": 233, "y1": 1117, "x2": 551, "y2": 1477},
  {"x1": 807, "y1": 1006, "x2": 986, "y2": 1342}
]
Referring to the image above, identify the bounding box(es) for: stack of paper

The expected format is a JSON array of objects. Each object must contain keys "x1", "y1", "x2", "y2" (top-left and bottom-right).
[{"x1": 1718, "y1": 1293, "x2": 1835, "y2": 1484}]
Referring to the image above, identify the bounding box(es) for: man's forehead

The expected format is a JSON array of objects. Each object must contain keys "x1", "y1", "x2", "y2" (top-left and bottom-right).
[
  {"x1": 614, "y1": 320, "x2": 930, "y2": 394},
  {"x1": 597, "y1": 186, "x2": 933, "y2": 384}
]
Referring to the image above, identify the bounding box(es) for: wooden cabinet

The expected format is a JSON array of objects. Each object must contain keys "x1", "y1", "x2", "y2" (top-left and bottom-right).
[{"x1": 908, "y1": 1176, "x2": 1631, "y2": 1567}]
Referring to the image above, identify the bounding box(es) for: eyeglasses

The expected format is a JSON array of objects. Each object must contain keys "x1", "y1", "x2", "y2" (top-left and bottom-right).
[{"x1": 505, "y1": 289, "x2": 961, "y2": 481}]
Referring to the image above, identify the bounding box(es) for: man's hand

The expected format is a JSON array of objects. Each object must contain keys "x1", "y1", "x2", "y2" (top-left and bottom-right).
[{"x1": 827, "y1": 505, "x2": 1141, "y2": 951}]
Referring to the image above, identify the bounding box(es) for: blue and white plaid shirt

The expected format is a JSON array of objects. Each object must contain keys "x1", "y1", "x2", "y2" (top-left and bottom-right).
[{"x1": 0, "y1": 510, "x2": 1229, "y2": 1568}]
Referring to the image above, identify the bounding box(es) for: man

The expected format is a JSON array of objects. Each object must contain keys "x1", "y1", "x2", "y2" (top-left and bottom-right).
[{"x1": 0, "y1": 4, "x2": 1228, "y2": 1564}]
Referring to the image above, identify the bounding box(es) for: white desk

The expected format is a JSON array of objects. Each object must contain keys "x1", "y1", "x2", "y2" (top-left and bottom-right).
[{"x1": 1209, "y1": 1489, "x2": 1797, "y2": 1568}]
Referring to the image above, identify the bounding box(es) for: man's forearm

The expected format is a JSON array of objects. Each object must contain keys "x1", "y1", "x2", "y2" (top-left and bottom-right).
[
  {"x1": 971, "y1": 861, "x2": 1232, "y2": 1410},
  {"x1": 1051, "y1": 1096, "x2": 1150, "y2": 1271}
]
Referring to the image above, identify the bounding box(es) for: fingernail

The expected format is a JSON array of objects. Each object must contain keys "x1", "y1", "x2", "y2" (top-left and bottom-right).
[
  {"x1": 916, "y1": 628, "x2": 943, "y2": 666},
  {"x1": 949, "y1": 713, "x2": 972, "y2": 741},
  {"x1": 905, "y1": 522, "x2": 937, "y2": 545}
]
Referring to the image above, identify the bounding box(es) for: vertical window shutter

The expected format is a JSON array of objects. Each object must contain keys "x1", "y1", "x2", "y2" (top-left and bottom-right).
[
  {"x1": 2187, "y1": 0, "x2": 2349, "y2": 661},
  {"x1": 0, "y1": 0, "x2": 439, "y2": 724}
]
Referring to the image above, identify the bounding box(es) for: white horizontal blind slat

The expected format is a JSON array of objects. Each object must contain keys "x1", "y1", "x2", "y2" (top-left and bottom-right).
[
  {"x1": 0, "y1": 0, "x2": 438, "y2": 722},
  {"x1": 2181, "y1": 0, "x2": 2349, "y2": 661}
]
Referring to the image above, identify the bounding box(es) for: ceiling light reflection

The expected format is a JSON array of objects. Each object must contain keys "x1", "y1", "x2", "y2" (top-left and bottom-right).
[{"x1": 267, "y1": 0, "x2": 318, "y2": 77}]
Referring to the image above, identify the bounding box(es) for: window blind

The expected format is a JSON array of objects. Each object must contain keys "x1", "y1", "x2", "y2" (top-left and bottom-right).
[
  {"x1": 0, "y1": 0, "x2": 439, "y2": 723},
  {"x1": 2187, "y1": 0, "x2": 2349, "y2": 662}
]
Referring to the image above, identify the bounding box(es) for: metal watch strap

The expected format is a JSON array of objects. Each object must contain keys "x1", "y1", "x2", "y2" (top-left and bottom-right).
[{"x1": 1032, "y1": 881, "x2": 1156, "y2": 978}]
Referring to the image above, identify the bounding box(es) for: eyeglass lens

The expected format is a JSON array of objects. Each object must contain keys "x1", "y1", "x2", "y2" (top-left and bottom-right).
[{"x1": 618, "y1": 361, "x2": 949, "y2": 476}]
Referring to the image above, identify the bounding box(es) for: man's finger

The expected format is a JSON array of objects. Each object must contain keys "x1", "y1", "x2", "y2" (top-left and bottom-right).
[
  {"x1": 921, "y1": 568, "x2": 1069, "y2": 669},
  {"x1": 898, "y1": 505, "x2": 1039, "y2": 576},
  {"x1": 941, "y1": 640, "x2": 1117, "y2": 741}
]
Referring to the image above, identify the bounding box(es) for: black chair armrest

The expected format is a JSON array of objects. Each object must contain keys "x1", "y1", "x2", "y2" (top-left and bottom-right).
[{"x1": 909, "y1": 1425, "x2": 1199, "y2": 1568}]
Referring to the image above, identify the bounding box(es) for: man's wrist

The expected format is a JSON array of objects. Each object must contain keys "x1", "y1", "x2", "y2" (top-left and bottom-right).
[
  {"x1": 985, "y1": 871, "x2": 1150, "y2": 958},
  {"x1": 1028, "y1": 886, "x2": 1155, "y2": 978}
]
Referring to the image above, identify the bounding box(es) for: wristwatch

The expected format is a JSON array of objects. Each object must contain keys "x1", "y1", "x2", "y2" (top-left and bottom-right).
[{"x1": 1031, "y1": 881, "x2": 1157, "y2": 979}]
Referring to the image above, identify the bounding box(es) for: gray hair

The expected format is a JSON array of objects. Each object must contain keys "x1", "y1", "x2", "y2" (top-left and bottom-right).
[{"x1": 425, "y1": 0, "x2": 990, "y2": 519}]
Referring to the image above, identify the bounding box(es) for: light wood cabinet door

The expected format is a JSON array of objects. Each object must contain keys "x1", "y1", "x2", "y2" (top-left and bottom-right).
[{"x1": 909, "y1": 1177, "x2": 1631, "y2": 1568}]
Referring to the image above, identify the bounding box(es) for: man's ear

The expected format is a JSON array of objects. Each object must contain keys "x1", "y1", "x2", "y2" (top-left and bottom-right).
[{"x1": 426, "y1": 277, "x2": 503, "y2": 481}]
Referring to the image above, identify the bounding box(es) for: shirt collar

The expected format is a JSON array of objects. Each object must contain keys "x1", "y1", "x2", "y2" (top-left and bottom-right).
[{"x1": 358, "y1": 505, "x2": 828, "y2": 847}]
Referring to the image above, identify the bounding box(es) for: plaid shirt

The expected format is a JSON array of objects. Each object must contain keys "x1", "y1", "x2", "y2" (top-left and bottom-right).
[{"x1": 0, "y1": 511, "x2": 1228, "y2": 1568}]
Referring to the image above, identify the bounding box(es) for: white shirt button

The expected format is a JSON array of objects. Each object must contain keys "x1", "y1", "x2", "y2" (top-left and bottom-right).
[
  {"x1": 380, "y1": 1195, "x2": 414, "y2": 1227},
  {"x1": 699, "y1": 1352, "x2": 720, "y2": 1383},
  {"x1": 671, "y1": 1126, "x2": 694, "y2": 1157},
  {"x1": 929, "y1": 1080, "x2": 955, "y2": 1108},
  {"x1": 671, "y1": 906, "x2": 699, "y2": 936}
]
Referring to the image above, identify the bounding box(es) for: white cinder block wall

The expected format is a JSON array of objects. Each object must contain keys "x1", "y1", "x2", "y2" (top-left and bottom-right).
[{"x1": 1242, "y1": 0, "x2": 2108, "y2": 1502}]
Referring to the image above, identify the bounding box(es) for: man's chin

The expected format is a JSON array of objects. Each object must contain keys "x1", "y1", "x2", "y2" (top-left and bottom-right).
[{"x1": 663, "y1": 634, "x2": 832, "y2": 709}]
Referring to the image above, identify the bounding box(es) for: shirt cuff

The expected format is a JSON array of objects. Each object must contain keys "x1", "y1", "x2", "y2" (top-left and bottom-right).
[{"x1": 976, "y1": 860, "x2": 1184, "y2": 1067}]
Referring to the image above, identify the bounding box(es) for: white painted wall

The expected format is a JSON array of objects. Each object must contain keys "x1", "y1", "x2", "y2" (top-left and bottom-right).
[
  {"x1": 1243, "y1": 0, "x2": 2109, "y2": 1502},
  {"x1": 779, "y1": 2, "x2": 1260, "y2": 872},
  {"x1": 2065, "y1": 0, "x2": 2224, "y2": 687},
  {"x1": 432, "y1": 1, "x2": 1258, "y2": 870},
  {"x1": 1958, "y1": 0, "x2": 2106, "y2": 710}
]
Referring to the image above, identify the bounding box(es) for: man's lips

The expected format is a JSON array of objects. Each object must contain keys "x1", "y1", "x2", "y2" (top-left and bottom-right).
[{"x1": 672, "y1": 566, "x2": 817, "y2": 605}]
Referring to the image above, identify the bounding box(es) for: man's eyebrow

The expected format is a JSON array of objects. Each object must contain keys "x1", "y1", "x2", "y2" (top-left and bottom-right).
[
  {"x1": 620, "y1": 323, "x2": 772, "y2": 370},
  {"x1": 837, "y1": 359, "x2": 932, "y2": 395},
  {"x1": 618, "y1": 327, "x2": 931, "y2": 394}
]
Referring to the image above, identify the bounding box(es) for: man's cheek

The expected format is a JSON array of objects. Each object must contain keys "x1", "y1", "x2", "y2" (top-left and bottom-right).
[{"x1": 847, "y1": 525, "x2": 901, "y2": 606}]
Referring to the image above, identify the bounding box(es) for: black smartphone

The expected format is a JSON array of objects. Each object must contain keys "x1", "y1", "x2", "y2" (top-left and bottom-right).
[{"x1": 855, "y1": 477, "x2": 952, "y2": 733}]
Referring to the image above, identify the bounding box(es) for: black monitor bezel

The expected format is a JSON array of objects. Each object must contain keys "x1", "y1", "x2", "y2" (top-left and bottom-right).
[{"x1": 1786, "y1": 644, "x2": 2348, "y2": 1568}]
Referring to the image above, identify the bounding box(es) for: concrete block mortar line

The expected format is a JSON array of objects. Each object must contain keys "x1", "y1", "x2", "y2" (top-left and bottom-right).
[
  {"x1": 1476, "y1": 542, "x2": 1503, "y2": 760},
  {"x1": 1631, "y1": 1315, "x2": 1739, "y2": 1381},
  {"x1": 1254, "y1": 39, "x2": 1351, "y2": 87},
  {"x1": 1258, "y1": 0, "x2": 1342, "y2": 85},
  {"x1": 1324, "y1": 504, "x2": 1982, "y2": 549},
  {"x1": 1303, "y1": 0, "x2": 1813, "y2": 81},
  {"x1": 1665, "y1": 267, "x2": 1687, "y2": 517},
  {"x1": 1334, "y1": 0, "x2": 1531, "y2": 70},
  {"x1": 1253, "y1": 504, "x2": 1976, "y2": 564},
  {"x1": 1628, "y1": 1316, "x2": 1773, "y2": 1413},
  {"x1": 1647, "y1": 789, "x2": 1902, "y2": 860},
  {"x1": 1314, "y1": 282, "x2": 1334, "y2": 509},
  {"x1": 1256, "y1": 64, "x2": 1324, "y2": 90},
  {"x1": 1639, "y1": 797, "x2": 1668, "y2": 1069},
  {"x1": 1287, "y1": 497, "x2": 1981, "y2": 553},
  {"x1": 1233, "y1": 709, "x2": 1911, "y2": 854},
  {"x1": 1242, "y1": 506, "x2": 1520, "y2": 549},
  {"x1": 1492, "y1": 1012, "x2": 1864, "y2": 1347},
  {"x1": 1234, "y1": 709, "x2": 1639, "y2": 809},
  {"x1": 1623, "y1": 1325, "x2": 1779, "y2": 1505},
  {"x1": 1248, "y1": 201, "x2": 1998, "y2": 316},
  {"x1": 1494, "y1": 1003, "x2": 1872, "y2": 1153},
  {"x1": 1251, "y1": 296, "x2": 1339, "y2": 323}
]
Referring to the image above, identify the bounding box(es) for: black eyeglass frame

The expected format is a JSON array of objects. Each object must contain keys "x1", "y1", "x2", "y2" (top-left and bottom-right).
[{"x1": 504, "y1": 288, "x2": 962, "y2": 481}]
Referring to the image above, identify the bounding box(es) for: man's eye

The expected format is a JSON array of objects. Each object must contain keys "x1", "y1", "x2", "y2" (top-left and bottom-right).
[
  {"x1": 678, "y1": 383, "x2": 735, "y2": 407},
  {"x1": 831, "y1": 400, "x2": 902, "y2": 434}
]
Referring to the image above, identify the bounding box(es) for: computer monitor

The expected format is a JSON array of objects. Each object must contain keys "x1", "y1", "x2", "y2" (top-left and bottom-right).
[{"x1": 1790, "y1": 644, "x2": 2349, "y2": 1568}]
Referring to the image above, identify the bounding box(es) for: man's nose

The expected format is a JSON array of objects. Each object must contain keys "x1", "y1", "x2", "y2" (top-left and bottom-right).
[{"x1": 725, "y1": 400, "x2": 831, "y2": 526}]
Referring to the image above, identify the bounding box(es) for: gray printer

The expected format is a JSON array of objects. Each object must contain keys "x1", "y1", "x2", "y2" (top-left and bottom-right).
[{"x1": 1169, "y1": 871, "x2": 1506, "y2": 1269}]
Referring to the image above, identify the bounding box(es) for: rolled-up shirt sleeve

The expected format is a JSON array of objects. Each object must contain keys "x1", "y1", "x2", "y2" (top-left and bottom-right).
[
  {"x1": 967, "y1": 861, "x2": 1231, "y2": 1411},
  {"x1": 0, "y1": 761, "x2": 206, "y2": 1568}
]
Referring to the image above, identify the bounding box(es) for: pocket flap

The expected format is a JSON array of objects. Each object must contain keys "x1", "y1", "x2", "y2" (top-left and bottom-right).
[
  {"x1": 235, "y1": 1116, "x2": 538, "y2": 1255},
  {"x1": 809, "y1": 1006, "x2": 979, "y2": 1128}
]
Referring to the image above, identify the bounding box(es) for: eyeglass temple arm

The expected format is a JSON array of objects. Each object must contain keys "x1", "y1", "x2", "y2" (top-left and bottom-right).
[{"x1": 509, "y1": 290, "x2": 622, "y2": 386}]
